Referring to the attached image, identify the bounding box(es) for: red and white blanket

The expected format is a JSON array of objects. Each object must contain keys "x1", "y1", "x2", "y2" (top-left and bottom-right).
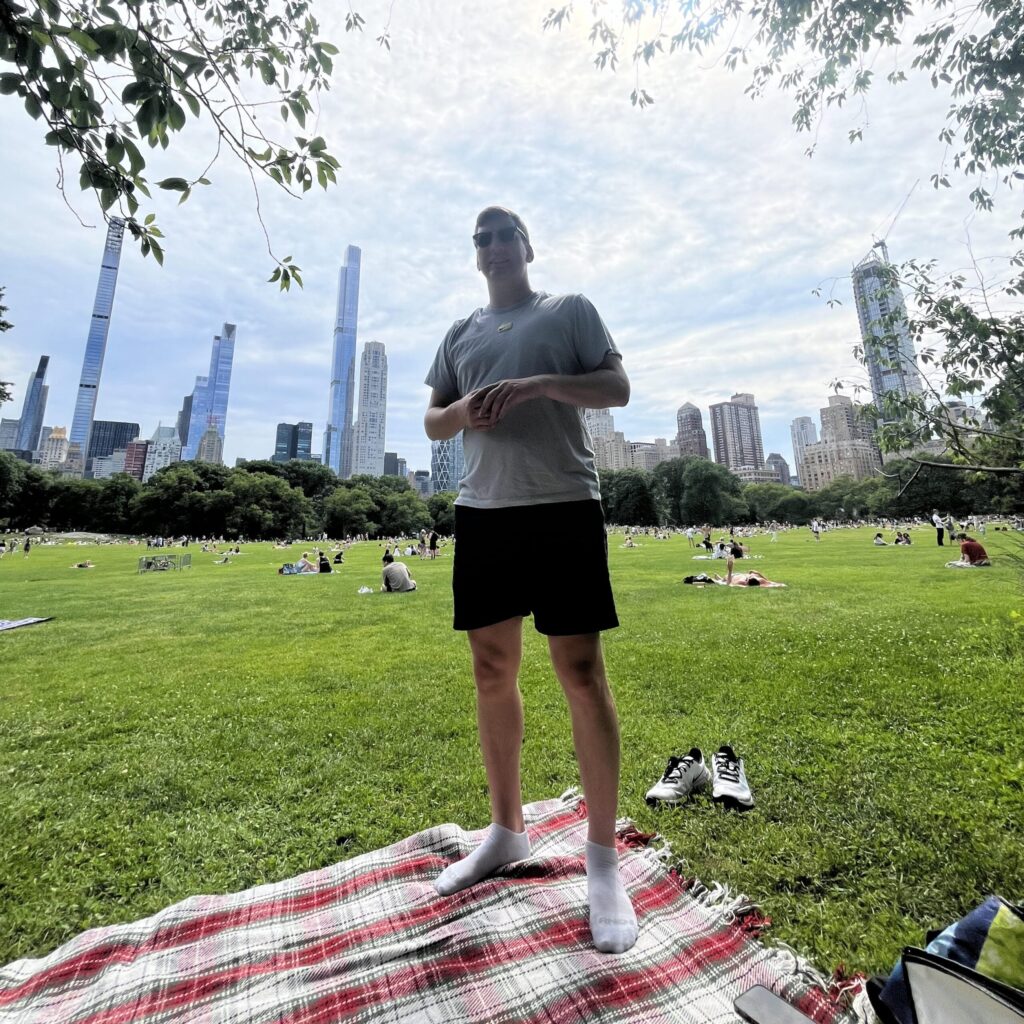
[{"x1": 0, "y1": 793, "x2": 867, "y2": 1023}]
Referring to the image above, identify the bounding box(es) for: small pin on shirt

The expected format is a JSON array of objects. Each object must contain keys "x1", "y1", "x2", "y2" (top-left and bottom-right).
[{"x1": 498, "y1": 321, "x2": 513, "y2": 333}]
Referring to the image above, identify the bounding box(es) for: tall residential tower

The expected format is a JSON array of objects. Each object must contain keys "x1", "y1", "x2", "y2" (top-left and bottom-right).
[
  {"x1": 852, "y1": 242, "x2": 924, "y2": 416},
  {"x1": 70, "y1": 217, "x2": 125, "y2": 469},
  {"x1": 323, "y1": 245, "x2": 361, "y2": 477},
  {"x1": 351, "y1": 341, "x2": 388, "y2": 476},
  {"x1": 675, "y1": 402, "x2": 710, "y2": 459},
  {"x1": 709, "y1": 393, "x2": 764, "y2": 470}
]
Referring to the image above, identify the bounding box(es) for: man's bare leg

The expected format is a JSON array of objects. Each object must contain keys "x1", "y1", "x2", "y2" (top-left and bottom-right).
[
  {"x1": 435, "y1": 617, "x2": 530, "y2": 895},
  {"x1": 549, "y1": 633, "x2": 637, "y2": 953}
]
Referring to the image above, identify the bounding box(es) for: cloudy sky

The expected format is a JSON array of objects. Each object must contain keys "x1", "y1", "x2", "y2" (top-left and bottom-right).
[{"x1": 0, "y1": 1, "x2": 1018, "y2": 474}]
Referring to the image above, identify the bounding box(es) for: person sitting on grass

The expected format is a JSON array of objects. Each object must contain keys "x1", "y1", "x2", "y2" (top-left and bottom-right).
[
  {"x1": 947, "y1": 533, "x2": 991, "y2": 568},
  {"x1": 333, "y1": 551, "x2": 345, "y2": 565},
  {"x1": 381, "y1": 553, "x2": 417, "y2": 592},
  {"x1": 873, "y1": 532, "x2": 888, "y2": 546},
  {"x1": 318, "y1": 553, "x2": 332, "y2": 574}
]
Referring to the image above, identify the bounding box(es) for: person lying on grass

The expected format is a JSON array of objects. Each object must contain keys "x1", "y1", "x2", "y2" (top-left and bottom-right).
[
  {"x1": 718, "y1": 569, "x2": 785, "y2": 588},
  {"x1": 70, "y1": 560, "x2": 95, "y2": 569}
]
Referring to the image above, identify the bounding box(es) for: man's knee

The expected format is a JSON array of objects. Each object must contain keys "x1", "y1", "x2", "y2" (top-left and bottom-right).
[
  {"x1": 550, "y1": 641, "x2": 607, "y2": 697},
  {"x1": 470, "y1": 630, "x2": 521, "y2": 690}
]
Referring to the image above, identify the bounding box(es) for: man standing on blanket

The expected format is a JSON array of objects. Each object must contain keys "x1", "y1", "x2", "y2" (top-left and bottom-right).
[{"x1": 424, "y1": 206, "x2": 636, "y2": 954}]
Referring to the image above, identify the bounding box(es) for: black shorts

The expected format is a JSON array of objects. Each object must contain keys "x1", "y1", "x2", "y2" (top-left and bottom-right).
[{"x1": 453, "y1": 499, "x2": 618, "y2": 635}]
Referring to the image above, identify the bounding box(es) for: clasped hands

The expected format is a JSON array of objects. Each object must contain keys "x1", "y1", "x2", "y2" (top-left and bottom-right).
[{"x1": 462, "y1": 376, "x2": 547, "y2": 431}]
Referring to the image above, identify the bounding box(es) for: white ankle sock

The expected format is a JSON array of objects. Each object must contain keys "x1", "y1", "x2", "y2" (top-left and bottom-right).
[
  {"x1": 585, "y1": 840, "x2": 638, "y2": 953},
  {"x1": 435, "y1": 823, "x2": 531, "y2": 896}
]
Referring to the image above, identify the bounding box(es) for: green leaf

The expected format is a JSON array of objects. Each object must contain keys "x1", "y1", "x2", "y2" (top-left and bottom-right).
[
  {"x1": 259, "y1": 60, "x2": 276, "y2": 86},
  {"x1": 308, "y1": 135, "x2": 326, "y2": 154},
  {"x1": 69, "y1": 29, "x2": 100, "y2": 54},
  {"x1": 0, "y1": 73, "x2": 21, "y2": 96},
  {"x1": 177, "y1": 187, "x2": 191, "y2": 205},
  {"x1": 156, "y1": 177, "x2": 189, "y2": 191},
  {"x1": 144, "y1": 213, "x2": 155, "y2": 225},
  {"x1": 136, "y1": 96, "x2": 159, "y2": 137},
  {"x1": 288, "y1": 99, "x2": 305, "y2": 126},
  {"x1": 149, "y1": 238, "x2": 164, "y2": 266},
  {"x1": 122, "y1": 81, "x2": 149, "y2": 105},
  {"x1": 317, "y1": 41, "x2": 339, "y2": 55},
  {"x1": 184, "y1": 91, "x2": 200, "y2": 117},
  {"x1": 167, "y1": 98, "x2": 186, "y2": 131},
  {"x1": 122, "y1": 136, "x2": 145, "y2": 175},
  {"x1": 99, "y1": 187, "x2": 117, "y2": 211},
  {"x1": 24, "y1": 92, "x2": 42, "y2": 120}
]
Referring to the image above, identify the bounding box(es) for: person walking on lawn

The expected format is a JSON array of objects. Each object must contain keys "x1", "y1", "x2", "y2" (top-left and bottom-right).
[{"x1": 424, "y1": 205, "x2": 636, "y2": 954}]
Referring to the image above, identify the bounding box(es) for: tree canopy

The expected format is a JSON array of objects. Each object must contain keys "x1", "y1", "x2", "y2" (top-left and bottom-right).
[{"x1": 0, "y1": 1, "x2": 374, "y2": 286}]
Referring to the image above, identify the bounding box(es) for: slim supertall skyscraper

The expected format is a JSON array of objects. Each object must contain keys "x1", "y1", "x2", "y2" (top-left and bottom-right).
[
  {"x1": 352, "y1": 341, "x2": 388, "y2": 476},
  {"x1": 70, "y1": 217, "x2": 125, "y2": 467},
  {"x1": 14, "y1": 355, "x2": 49, "y2": 453},
  {"x1": 323, "y1": 245, "x2": 361, "y2": 477},
  {"x1": 852, "y1": 241, "x2": 924, "y2": 417},
  {"x1": 182, "y1": 323, "x2": 236, "y2": 461}
]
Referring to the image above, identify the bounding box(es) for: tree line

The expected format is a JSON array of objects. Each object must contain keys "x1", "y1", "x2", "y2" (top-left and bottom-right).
[
  {"x1": 0, "y1": 455, "x2": 456, "y2": 539},
  {"x1": 601, "y1": 455, "x2": 1022, "y2": 528},
  {"x1": 2, "y1": 450, "x2": 1017, "y2": 538}
]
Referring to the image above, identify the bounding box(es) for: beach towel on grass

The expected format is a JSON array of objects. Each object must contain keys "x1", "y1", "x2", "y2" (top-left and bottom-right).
[{"x1": 0, "y1": 793, "x2": 869, "y2": 1024}]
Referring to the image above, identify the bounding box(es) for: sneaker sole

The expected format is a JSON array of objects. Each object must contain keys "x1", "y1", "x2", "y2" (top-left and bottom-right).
[
  {"x1": 712, "y1": 794, "x2": 755, "y2": 812},
  {"x1": 645, "y1": 770, "x2": 711, "y2": 807}
]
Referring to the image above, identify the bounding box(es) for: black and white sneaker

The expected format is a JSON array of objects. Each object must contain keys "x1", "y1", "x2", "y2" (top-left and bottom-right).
[
  {"x1": 645, "y1": 748, "x2": 711, "y2": 806},
  {"x1": 711, "y1": 745, "x2": 754, "y2": 810}
]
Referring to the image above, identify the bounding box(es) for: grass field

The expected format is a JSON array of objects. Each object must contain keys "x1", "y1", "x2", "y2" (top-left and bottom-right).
[{"x1": 1, "y1": 526, "x2": 1022, "y2": 977}]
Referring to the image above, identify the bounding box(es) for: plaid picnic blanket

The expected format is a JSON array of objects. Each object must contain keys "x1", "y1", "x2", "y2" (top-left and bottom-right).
[{"x1": 0, "y1": 793, "x2": 870, "y2": 1023}]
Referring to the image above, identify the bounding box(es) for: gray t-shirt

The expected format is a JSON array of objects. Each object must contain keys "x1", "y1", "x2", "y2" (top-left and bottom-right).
[{"x1": 425, "y1": 291, "x2": 619, "y2": 508}]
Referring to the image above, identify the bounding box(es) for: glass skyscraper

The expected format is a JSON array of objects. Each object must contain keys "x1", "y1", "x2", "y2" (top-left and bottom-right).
[
  {"x1": 273, "y1": 421, "x2": 313, "y2": 462},
  {"x1": 852, "y1": 242, "x2": 924, "y2": 416},
  {"x1": 182, "y1": 323, "x2": 236, "y2": 461},
  {"x1": 14, "y1": 355, "x2": 50, "y2": 453},
  {"x1": 323, "y1": 246, "x2": 361, "y2": 477},
  {"x1": 431, "y1": 433, "x2": 465, "y2": 493},
  {"x1": 70, "y1": 218, "x2": 125, "y2": 467},
  {"x1": 87, "y1": 420, "x2": 140, "y2": 463}
]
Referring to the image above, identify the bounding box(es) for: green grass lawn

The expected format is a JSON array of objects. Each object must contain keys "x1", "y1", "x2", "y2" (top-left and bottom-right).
[{"x1": 1, "y1": 526, "x2": 1022, "y2": 976}]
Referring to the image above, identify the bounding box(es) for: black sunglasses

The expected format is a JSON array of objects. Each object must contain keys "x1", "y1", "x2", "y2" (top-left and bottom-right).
[{"x1": 473, "y1": 225, "x2": 524, "y2": 249}]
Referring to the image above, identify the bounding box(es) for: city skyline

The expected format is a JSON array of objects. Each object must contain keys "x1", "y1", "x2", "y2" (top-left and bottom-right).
[{"x1": 1, "y1": 5, "x2": 1016, "y2": 477}]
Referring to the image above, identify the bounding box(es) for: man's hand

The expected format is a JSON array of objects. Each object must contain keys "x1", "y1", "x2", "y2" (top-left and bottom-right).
[{"x1": 471, "y1": 377, "x2": 547, "y2": 428}]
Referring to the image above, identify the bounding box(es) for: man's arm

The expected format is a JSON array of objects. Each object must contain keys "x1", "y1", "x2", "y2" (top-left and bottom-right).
[{"x1": 476, "y1": 352, "x2": 629, "y2": 425}]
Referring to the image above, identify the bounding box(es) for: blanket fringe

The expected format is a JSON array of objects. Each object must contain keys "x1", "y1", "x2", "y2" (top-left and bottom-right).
[{"x1": 613, "y1": 825, "x2": 873, "y2": 1021}]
